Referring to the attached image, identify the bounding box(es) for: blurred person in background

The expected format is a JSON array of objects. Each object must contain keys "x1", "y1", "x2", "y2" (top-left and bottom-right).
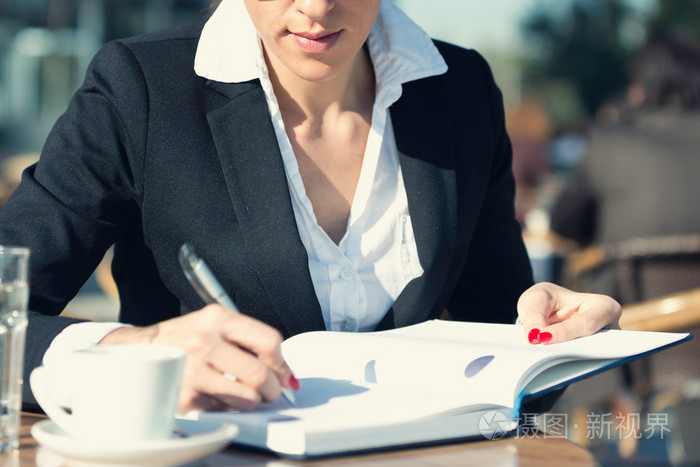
[
  {"x1": 506, "y1": 99, "x2": 551, "y2": 226},
  {"x1": 550, "y1": 31, "x2": 700, "y2": 299}
]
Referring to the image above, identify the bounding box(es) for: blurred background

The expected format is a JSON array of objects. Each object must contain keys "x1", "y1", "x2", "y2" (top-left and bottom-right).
[{"x1": 1, "y1": 0, "x2": 700, "y2": 464}]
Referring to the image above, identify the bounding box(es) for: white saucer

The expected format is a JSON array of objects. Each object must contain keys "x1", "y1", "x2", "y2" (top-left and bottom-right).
[{"x1": 31, "y1": 419, "x2": 238, "y2": 466}]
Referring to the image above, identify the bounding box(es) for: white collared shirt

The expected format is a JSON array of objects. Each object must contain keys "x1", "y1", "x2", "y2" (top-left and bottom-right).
[
  {"x1": 196, "y1": 0, "x2": 447, "y2": 332},
  {"x1": 45, "y1": 0, "x2": 449, "y2": 363}
]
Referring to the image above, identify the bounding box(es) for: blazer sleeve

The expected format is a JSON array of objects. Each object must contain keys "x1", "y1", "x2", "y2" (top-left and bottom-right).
[
  {"x1": 0, "y1": 40, "x2": 147, "y2": 406},
  {"x1": 446, "y1": 52, "x2": 534, "y2": 324}
]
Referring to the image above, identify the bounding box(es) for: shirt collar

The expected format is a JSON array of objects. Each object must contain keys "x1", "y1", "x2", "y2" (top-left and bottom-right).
[{"x1": 194, "y1": 0, "x2": 447, "y2": 95}]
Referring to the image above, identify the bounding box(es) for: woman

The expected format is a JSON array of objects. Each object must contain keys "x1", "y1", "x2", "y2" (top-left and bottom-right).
[{"x1": 0, "y1": 0, "x2": 620, "y2": 412}]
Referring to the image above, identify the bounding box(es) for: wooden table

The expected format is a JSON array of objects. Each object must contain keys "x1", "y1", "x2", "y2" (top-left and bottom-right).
[{"x1": 11, "y1": 412, "x2": 595, "y2": 466}]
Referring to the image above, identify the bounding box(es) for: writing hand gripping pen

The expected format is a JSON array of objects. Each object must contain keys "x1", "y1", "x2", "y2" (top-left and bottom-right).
[{"x1": 178, "y1": 243, "x2": 296, "y2": 406}]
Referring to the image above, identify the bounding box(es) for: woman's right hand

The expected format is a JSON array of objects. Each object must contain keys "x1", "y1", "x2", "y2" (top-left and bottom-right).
[{"x1": 99, "y1": 305, "x2": 298, "y2": 412}]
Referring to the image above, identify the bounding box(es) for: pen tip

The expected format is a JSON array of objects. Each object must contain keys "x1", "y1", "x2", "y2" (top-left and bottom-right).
[{"x1": 282, "y1": 388, "x2": 296, "y2": 406}]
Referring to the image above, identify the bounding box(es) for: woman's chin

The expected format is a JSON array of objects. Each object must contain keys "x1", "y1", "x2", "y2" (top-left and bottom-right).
[{"x1": 282, "y1": 61, "x2": 350, "y2": 85}]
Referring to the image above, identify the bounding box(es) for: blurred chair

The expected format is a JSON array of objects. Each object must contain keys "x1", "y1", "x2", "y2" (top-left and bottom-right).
[
  {"x1": 619, "y1": 288, "x2": 700, "y2": 333},
  {"x1": 565, "y1": 234, "x2": 700, "y2": 395},
  {"x1": 0, "y1": 152, "x2": 40, "y2": 209},
  {"x1": 60, "y1": 247, "x2": 119, "y2": 322},
  {"x1": 620, "y1": 288, "x2": 700, "y2": 466},
  {"x1": 558, "y1": 235, "x2": 700, "y2": 460},
  {"x1": 564, "y1": 234, "x2": 700, "y2": 305},
  {"x1": 95, "y1": 246, "x2": 119, "y2": 303},
  {"x1": 617, "y1": 286, "x2": 700, "y2": 403}
]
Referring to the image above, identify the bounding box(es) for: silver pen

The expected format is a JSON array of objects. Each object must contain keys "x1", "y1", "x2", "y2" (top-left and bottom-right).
[{"x1": 178, "y1": 243, "x2": 296, "y2": 406}]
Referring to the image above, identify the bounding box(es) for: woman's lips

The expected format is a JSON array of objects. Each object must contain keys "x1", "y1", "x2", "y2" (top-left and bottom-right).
[{"x1": 290, "y1": 30, "x2": 341, "y2": 53}]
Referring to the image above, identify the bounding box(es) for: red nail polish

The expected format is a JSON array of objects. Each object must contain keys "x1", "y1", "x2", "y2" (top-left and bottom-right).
[
  {"x1": 538, "y1": 332, "x2": 553, "y2": 343},
  {"x1": 289, "y1": 374, "x2": 301, "y2": 391},
  {"x1": 528, "y1": 328, "x2": 540, "y2": 344}
]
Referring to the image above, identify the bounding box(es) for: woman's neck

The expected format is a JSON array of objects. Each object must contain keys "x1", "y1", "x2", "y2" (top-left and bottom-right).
[{"x1": 265, "y1": 46, "x2": 375, "y2": 127}]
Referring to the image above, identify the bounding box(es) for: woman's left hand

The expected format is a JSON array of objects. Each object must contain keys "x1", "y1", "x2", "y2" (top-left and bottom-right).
[{"x1": 517, "y1": 282, "x2": 621, "y2": 344}]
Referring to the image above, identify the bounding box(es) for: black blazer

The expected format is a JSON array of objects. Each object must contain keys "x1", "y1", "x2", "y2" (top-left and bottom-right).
[{"x1": 0, "y1": 21, "x2": 533, "y2": 405}]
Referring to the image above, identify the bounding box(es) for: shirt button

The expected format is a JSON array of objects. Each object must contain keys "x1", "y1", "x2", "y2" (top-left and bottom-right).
[
  {"x1": 339, "y1": 268, "x2": 355, "y2": 281},
  {"x1": 341, "y1": 320, "x2": 358, "y2": 332}
]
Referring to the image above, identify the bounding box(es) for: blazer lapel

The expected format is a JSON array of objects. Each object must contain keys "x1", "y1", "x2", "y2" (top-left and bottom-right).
[
  {"x1": 382, "y1": 79, "x2": 460, "y2": 329},
  {"x1": 204, "y1": 80, "x2": 325, "y2": 336}
]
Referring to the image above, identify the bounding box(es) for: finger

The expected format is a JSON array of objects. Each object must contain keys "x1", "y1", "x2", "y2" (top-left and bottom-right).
[
  {"x1": 179, "y1": 392, "x2": 230, "y2": 413},
  {"x1": 517, "y1": 284, "x2": 556, "y2": 341},
  {"x1": 538, "y1": 313, "x2": 601, "y2": 344},
  {"x1": 220, "y1": 313, "x2": 295, "y2": 388},
  {"x1": 180, "y1": 363, "x2": 262, "y2": 412},
  {"x1": 539, "y1": 294, "x2": 621, "y2": 344},
  {"x1": 207, "y1": 343, "x2": 283, "y2": 403}
]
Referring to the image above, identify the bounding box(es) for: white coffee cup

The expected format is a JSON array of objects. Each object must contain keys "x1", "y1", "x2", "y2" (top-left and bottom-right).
[{"x1": 30, "y1": 344, "x2": 186, "y2": 441}]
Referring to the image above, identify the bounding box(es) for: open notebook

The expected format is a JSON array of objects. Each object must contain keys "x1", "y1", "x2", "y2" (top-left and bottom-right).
[{"x1": 192, "y1": 320, "x2": 690, "y2": 458}]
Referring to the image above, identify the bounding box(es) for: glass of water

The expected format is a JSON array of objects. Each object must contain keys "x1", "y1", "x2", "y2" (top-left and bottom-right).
[{"x1": 0, "y1": 247, "x2": 29, "y2": 453}]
